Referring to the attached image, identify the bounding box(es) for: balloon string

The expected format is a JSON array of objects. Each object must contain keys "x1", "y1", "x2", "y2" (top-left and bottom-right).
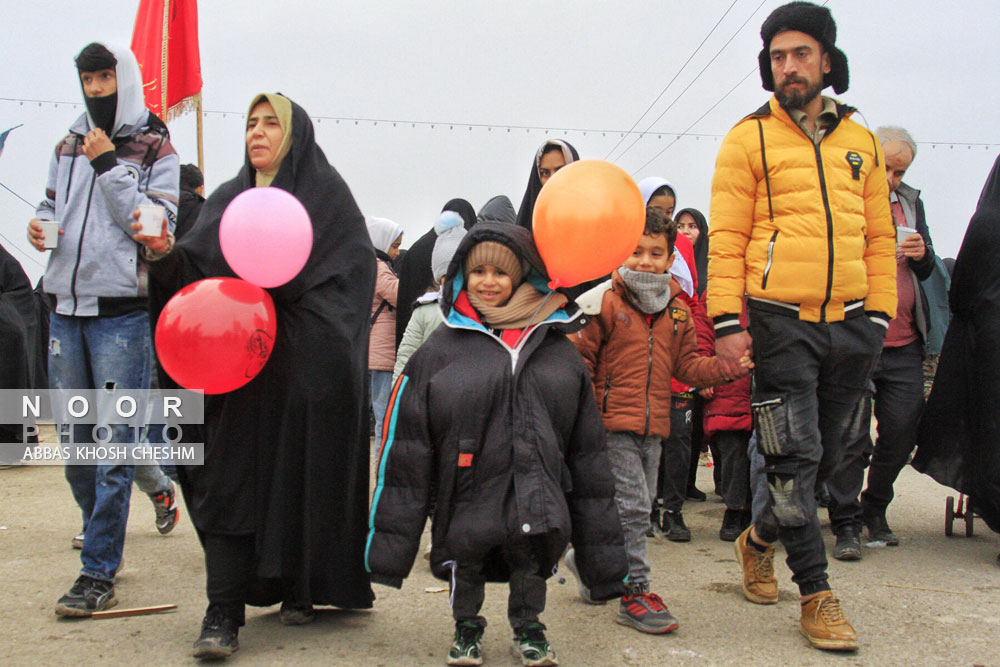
[{"x1": 512, "y1": 290, "x2": 557, "y2": 350}]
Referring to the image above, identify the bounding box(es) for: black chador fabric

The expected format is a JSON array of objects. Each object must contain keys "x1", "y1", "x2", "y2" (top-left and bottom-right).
[
  {"x1": 0, "y1": 245, "x2": 44, "y2": 443},
  {"x1": 394, "y1": 198, "x2": 475, "y2": 347},
  {"x1": 913, "y1": 155, "x2": 1000, "y2": 533},
  {"x1": 675, "y1": 207, "x2": 709, "y2": 297},
  {"x1": 148, "y1": 95, "x2": 376, "y2": 608},
  {"x1": 515, "y1": 140, "x2": 579, "y2": 231}
]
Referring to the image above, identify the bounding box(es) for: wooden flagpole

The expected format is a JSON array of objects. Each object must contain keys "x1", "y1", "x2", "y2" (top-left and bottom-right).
[{"x1": 197, "y1": 93, "x2": 204, "y2": 175}]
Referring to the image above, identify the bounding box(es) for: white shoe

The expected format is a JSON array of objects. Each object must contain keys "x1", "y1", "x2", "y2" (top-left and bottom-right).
[{"x1": 563, "y1": 549, "x2": 605, "y2": 605}]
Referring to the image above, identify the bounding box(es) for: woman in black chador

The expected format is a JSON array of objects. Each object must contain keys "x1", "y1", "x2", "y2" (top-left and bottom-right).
[
  {"x1": 137, "y1": 93, "x2": 376, "y2": 657},
  {"x1": 914, "y1": 155, "x2": 1000, "y2": 560}
]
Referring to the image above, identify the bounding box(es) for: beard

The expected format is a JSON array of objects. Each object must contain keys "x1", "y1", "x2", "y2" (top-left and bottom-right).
[{"x1": 775, "y1": 75, "x2": 823, "y2": 110}]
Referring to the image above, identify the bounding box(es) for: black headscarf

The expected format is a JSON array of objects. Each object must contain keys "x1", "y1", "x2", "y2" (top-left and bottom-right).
[
  {"x1": 515, "y1": 139, "x2": 580, "y2": 231},
  {"x1": 913, "y1": 154, "x2": 1000, "y2": 533},
  {"x1": 148, "y1": 94, "x2": 377, "y2": 608},
  {"x1": 675, "y1": 207, "x2": 709, "y2": 296},
  {"x1": 394, "y1": 198, "x2": 476, "y2": 347}
]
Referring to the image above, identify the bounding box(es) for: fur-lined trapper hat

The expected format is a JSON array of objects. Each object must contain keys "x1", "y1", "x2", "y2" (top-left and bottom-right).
[{"x1": 758, "y1": 1, "x2": 849, "y2": 94}]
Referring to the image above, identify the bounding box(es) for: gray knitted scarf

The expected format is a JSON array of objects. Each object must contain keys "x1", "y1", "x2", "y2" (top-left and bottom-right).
[{"x1": 618, "y1": 267, "x2": 673, "y2": 314}]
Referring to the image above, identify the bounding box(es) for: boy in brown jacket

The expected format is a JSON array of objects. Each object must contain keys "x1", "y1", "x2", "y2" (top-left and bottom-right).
[{"x1": 568, "y1": 207, "x2": 751, "y2": 634}]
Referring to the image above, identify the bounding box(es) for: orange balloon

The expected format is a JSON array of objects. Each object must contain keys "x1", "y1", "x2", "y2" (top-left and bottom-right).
[{"x1": 533, "y1": 159, "x2": 645, "y2": 289}]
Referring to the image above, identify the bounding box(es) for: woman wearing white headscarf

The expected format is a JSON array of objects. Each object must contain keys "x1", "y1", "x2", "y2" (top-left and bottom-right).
[{"x1": 367, "y1": 216, "x2": 403, "y2": 442}]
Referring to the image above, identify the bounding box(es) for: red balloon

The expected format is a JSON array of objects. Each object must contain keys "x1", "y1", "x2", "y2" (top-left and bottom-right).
[
  {"x1": 533, "y1": 159, "x2": 646, "y2": 289},
  {"x1": 155, "y1": 278, "x2": 277, "y2": 394}
]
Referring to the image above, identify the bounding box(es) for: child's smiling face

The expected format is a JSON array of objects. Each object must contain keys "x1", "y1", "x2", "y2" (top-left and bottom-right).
[
  {"x1": 623, "y1": 233, "x2": 673, "y2": 275},
  {"x1": 467, "y1": 264, "x2": 514, "y2": 307}
]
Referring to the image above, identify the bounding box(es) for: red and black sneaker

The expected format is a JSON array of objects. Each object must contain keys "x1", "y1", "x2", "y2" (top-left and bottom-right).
[
  {"x1": 150, "y1": 481, "x2": 179, "y2": 535},
  {"x1": 616, "y1": 589, "x2": 679, "y2": 634}
]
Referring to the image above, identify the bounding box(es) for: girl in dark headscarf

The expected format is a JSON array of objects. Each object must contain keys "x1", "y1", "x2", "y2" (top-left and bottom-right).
[
  {"x1": 136, "y1": 93, "x2": 376, "y2": 658},
  {"x1": 394, "y1": 199, "x2": 476, "y2": 347},
  {"x1": 674, "y1": 208, "x2": 709, "y2": 298},
  {"x1": 515, "y1": 139, "x2": 579, "y2": 231},
  {"x1": 914, "y1": 154, "x2": 1000, "y2": 545}
]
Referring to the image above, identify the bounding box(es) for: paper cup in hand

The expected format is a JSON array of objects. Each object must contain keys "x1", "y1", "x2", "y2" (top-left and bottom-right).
[
  {"x1": 896, "y1": 226, "x2": 917, "y2": 247},
  {"x1": 138, "y1": 204, "x2": 166, "y2": 237},
  {"x1": 39, "y1": 221, "x2": 60, "y2": 249}
]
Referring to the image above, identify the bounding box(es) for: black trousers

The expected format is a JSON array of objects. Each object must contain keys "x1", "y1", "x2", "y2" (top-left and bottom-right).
[
  {"x1": 658, "y1": 396, "x2": 693, "y2": 512},
  {"x1": 827, "y1": 341, "x2": 925, "y2": 532},
  {"x1": 714, "y1": 430, "x2": 752, "y2": 511},
  {"x1": 204, "y1": 532, "x2": 255, "y2": 624},
  {"x1": 749, "y1": 304, "x2": 882, "y2": 596},
  {"x1": 450, "y1": 541, "x2": 546, "y2": 631}
]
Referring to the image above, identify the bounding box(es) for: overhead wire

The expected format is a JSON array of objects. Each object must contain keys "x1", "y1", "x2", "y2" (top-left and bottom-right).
[
  {"x1": 0, "y1": 181, "x2": 49, "y2": 269},
  {"x1": 601, "y1": 0, "x2": 739, "y2": 161},
  {"x1": 1, "y1": 96, "x2": 998, "y2": 149},
  {"x1": 612, "y1": 0, "x2": 769, "y2": 165},
  {"x1": 631, "y1": 66, "x2": 759, "y2": 176}
]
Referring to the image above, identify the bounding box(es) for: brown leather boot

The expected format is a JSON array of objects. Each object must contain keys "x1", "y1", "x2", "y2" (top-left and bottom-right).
[
  {"x1": 734, "y1": 526, "x2": 778, "y2": 604},
  {"x1": 799, "y1": 591, "x2": 859, "y2": 651}
]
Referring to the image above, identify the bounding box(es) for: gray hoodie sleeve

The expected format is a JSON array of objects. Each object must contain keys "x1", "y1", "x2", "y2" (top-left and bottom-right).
[{"x1": 95, "y1": 148, "x2": 180, "y2": 236}]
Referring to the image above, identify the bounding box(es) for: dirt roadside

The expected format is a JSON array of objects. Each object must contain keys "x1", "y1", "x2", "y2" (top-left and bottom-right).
[{"x1": 2, "y1": 442, "x2": 998, "y2": 666}]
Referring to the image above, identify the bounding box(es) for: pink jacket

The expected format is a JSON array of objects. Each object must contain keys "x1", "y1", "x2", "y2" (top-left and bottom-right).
[{"x1": 369, "y1": 259, "x2": 399, "y2": 371}]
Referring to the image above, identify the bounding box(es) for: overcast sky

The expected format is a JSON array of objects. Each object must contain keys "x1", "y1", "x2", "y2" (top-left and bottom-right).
[{"x1": 3, "y1": 1, "x2": 998, "y2": 285}]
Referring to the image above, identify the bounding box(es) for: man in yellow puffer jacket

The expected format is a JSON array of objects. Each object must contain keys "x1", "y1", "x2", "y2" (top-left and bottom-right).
[{"x1": 706, "y1": 1, "x2": 896, "y2": 653}]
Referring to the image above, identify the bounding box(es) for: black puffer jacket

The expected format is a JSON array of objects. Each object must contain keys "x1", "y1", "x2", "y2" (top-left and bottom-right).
[{"x1": 365, "y1": 222, "x2": 627, "y2": 601}]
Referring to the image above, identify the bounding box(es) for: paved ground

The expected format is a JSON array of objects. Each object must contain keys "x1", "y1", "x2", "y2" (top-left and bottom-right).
[{"x1": 2, "y1": 440, "x2": 999, "y2": 666}]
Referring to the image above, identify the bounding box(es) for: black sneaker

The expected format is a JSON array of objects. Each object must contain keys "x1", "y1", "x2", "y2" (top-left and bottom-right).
[
  {"x1": 815, "y1": 482, "x2": 832, "y2": 508},
  {"x1": 150, "y1": 482, "x2": 179, "y2": 535},
  {"x1": 55, "y1": 575, "x2": 117, "y2": 617},
  {"x1": 719, "y1": 509, "x2": 744, "y2": 542},
  {"x1": 447, "y1": 620, "x2": 485, "y2": 666},
  {"x1": 279, "y1": 601, "x2": 316, "y2": 625},
  {"x1": 864, "y1": 513, "x2": 899, "y2": 547},
  {"x1": 662, "y1": 510, "x2": 691, "y2": 542},
  {"x1": 617, "y1": 588, "x2": 679, "y2": 634},
  {"x1": 686, "y1": 486, "x2": 708, "y2": 502},
  {"x1": 833, "y1": 525, "x2": 862, "y2": 561},
  {"x1": 193, "y1": 607, "x2": 240, "y2": 659},
  {"x1": 646, "y1": 507, "x2": 661, "y2": 538},
  {"x1": 511, "y1": 622, "x2": 557, "y2": 666}
]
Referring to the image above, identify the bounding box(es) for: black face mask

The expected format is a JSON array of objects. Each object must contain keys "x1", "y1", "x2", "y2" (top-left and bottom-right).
[{"x1": 84, "y1": 92, "x2": 117, "y2": 136}]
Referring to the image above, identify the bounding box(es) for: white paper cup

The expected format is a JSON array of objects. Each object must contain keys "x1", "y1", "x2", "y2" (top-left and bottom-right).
[
  {"x1": 39, "y1": 221, "x2": 60, "y2": 249},
  {"x1": 896, "y1": 225, "x2": 917, "y2": 246},
  {"x1": 138, "y1": 204, "x2": 166, "y2": 236}
]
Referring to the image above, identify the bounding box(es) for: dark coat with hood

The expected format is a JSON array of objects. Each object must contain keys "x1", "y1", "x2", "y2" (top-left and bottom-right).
[
  {"x1": 914, "y1": 156, "x2": 1000, "y2": 533},
  {"x1": 0, "y1": 245, "x2": 45, "y2": 446},
  {"x1": 394, "y1": 199, "x2": 476, "y2": 347},
  {"x1": 147, "y1": 94, "x2": 376, "y2": 608},
  {"x1": 365, "y1": 222, "x2": 628, "y2": 600}
]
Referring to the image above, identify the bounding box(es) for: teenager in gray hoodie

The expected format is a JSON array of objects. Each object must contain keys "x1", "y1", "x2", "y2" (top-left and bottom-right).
[{"x1": 27, "y1": 42, "x2": 179, "y2": 617}]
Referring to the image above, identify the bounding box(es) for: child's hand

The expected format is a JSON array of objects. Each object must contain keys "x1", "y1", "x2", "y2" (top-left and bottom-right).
[{"x1": 738, "y1": 348, "x2": 754, "y2": 371}]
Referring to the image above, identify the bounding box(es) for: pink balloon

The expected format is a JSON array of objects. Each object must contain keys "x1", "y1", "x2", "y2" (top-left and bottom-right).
[{"x1": 220, "y1": 187, "x2": 313, "y2": 288}]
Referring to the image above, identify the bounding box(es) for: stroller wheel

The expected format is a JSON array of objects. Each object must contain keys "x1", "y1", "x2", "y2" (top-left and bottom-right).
[{"x1": 945, "y1": 496, "x2": 955, "y2": 536}]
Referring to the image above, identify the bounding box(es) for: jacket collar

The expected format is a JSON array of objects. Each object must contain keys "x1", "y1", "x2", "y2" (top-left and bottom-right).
[
  {"x1": 746, "y1": 95, "x2": 855, "y2": 127},
  {"x1": 895, "y1": 180, "x2": 921, "y2": 204}
]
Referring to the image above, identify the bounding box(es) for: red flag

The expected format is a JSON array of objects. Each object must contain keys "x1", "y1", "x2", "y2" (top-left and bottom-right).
[{"x1": 131, "y1": 0, "x2": 202, "y2": 121}]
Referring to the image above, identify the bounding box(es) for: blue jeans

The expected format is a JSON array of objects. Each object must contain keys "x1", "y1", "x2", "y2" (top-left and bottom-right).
[
  {"x1": 370, "y1": 370, "x2": 393, "y2": 444},
  {"x1": 50, "y1": 310, "x2": 152, "y2": 582}
]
